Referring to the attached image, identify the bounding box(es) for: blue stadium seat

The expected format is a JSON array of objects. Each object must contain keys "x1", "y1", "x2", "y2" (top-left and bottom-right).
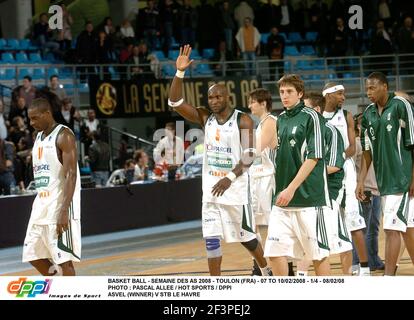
[
  {"x1": 168, "y1": 50, "x2": 180, "y2": 60},
  {"x1": 1, "y1": 52, "x2": 15, "y2": 63},
  {"x1": 18, "y1": 68, "x2": 33, "y2": 79},
  {"x1": 162, "y1": 64, "x2": 176, "y2": 77},
  {"x1": 195, "y1": 63, "x2": 213, "y2": 76},
  {"x1": 16, "y1": 52, "x2": 29, "y2": 64},
  {"x1": 296, "y1": 60, "x2": 313, "y2": 69},
  {"x1": 261, "y1": 33, "x2": 270, "y2": 43},
  {"x1": 6, "y1": 39, "x2": 19, "y2": 50},
  {"x1": 29, "y1": 53, "x2": 42, "y2": 63},
  {"x1": 0, "y1": 39, "x2": 6, "y2": 50},
  {"x1": 47, "y1": 67, "x2": 60, "y2": 78},
  {"x1": 284, "y1": 60, "x2": 292, "y2": 72},
  {"x1": 5, "y1": 68, "x2": 16, "y2": 80},
  {"x1": 202, "y1": 48, "x2": 215, "y2": 59},
  {"x1": 190, "y1": 49, "x2": 202, "y2": 59},
  {"x1": 18, "y1": 39, "x2": 31, "y2": 50},
  {"x1": 152, "y1": 50, "x2": 167, "y2": 61},
  {"x1": 305, "y1": 32, "x2": 318, "y2": 42},
  {"x1": 33, "y1": 68, "x2": 46, "y2": 79},
  {"x1": 301, "y1": 45, "x2": 316, "y2": 55},
  {"x1": 170, "y1": 37, "x2": 179, "y2": 49},
  {"x1": 279, "y1": 32, "x2": 290, "y2": 44},
  {"x1": 288, "y1": 32, "x2": 304, "y2": 43},
  {"x1": 284, "y1": 46, "x2": 300, "y2": 56}
]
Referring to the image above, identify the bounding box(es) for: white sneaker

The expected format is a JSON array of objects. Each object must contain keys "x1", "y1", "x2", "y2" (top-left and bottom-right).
[{"x1": 359, "y1": 267, "x2": 371, "y2": 276}]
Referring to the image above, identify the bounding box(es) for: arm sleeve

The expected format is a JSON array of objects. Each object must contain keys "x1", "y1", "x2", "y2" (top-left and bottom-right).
[
  {"x1": 396, "y1": 98, "x2": 414, "y2": 147},
  {"x1": 305, "y1": 112, "x2": 324, "y2": 159}
]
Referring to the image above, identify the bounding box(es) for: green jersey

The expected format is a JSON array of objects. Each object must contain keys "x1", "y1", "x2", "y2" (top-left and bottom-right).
[
  {"x1": 361, "y1": 93, "x2": 414, "y2": 195},
  {"x1": 324, "y1": 121, "x2": 345, "y2": 200},
  {"x1": 275, "y1": 102, "x2": 330, "y2": 207}
]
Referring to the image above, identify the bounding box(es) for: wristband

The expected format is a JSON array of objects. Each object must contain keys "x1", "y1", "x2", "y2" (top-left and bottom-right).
[
  {"x1": 226, "y1": 171, "x2": 236, "y2": 182},
  {"x1": 175, "y1": 70, "x2": 185, "y2": 78},
  {"x1": 168, "y1": 98, "x2": 184, "y2": 108}
]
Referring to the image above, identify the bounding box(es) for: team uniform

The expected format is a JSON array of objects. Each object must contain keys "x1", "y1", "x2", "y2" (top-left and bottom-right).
[
  {"x1": 202, "y1": 109, "x2": 256, "y2": 243},
  {"x1": 249, "y1": 114, "x2": 277, "y2": 225},
  {"x1": 324, "y1": 121, "x2": 353, "y2": 254},
  {"x1": 265, "y1": 102, "x2": 330, "y2": 261},
  {"x1": 323, "y1": 108, "x2": 366, "y2": 232},
  {"x1": 23, "y1": 124, "x2": 81, "y2": 265},
  {"x1": 361, "y1": 94, "x2": 414, "y2": 231}
]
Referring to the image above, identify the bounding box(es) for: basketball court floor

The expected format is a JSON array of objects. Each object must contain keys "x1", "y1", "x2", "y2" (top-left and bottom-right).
[{"x1": 0, "y1": 220, "x2": 412, "y2": 276}]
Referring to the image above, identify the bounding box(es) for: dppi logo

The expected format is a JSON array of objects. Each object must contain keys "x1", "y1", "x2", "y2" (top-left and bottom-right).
[{"x1": 7, "y1": 278, "x2": 52, "y2": 298}]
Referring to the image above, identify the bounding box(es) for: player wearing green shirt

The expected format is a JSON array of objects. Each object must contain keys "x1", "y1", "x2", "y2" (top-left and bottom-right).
[
  {"x1": 264, "y1": 75, "x2": 330, "y2": 276},
  {"x1": 356, "y1": 72, "x2": 414, "y2": 275}
]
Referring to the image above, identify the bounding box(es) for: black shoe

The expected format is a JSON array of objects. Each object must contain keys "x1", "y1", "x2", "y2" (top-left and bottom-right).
[
  {"x1": 288, "y1": 262, "x2": 295, "y2": 276},
  {"x1": 251, "y1": 260, "x2": 261, "y2": 276},
  {"x1": 370, "y1": 264, "x2": 385, "y2": 271}
]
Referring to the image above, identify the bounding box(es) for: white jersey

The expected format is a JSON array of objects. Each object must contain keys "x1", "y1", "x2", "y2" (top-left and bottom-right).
[
  {"x1": 202, "y1": 109, "x2": 249, "y2": 205},
  {"x1": 323, "y1": 108, "x2": 349, "y2": 149},
  {"x1": 249, "y1": 114, "x2": 277, "y2": 178},
  {"x1": 30, "y1": 124, "x2": 81, "y2": 224}
]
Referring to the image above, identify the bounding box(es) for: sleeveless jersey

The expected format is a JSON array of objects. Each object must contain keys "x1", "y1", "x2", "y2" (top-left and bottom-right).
[
  {"x1": 202, "y1": 109, "x2": 249, "y2": 205},
  {"x1": 323, "y1": 108, "x2": 349, "y2": 149},
  {"x1": 249, "y1": 114, "x2": 277, "y2": 178},
  {"x1": 30, "y1": 124, "x2": 81, "y2": 224}
]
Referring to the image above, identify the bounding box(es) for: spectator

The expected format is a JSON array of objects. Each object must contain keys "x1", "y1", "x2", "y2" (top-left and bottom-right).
[
  {"x1": 57, "y1": 4, "x2": 73, "y2": 51},
  {"x1": 178, "y1": 0, "x2": 198, "y2": 46},
  {"x1": 267, "y1": 26, "x2": 285, "y2": 80},
  {"x1": 106, "y1": 159, "x2": 136, "y2": 186},
  {"x1": 378, "y1": 0, "x2": 392, "y2": 31},
  {"x1": 197, "y1": 0, "x2": 219, "y2": 55},
  {"x1": 120, "y1": 18, "x2": 135, "y2": 43},
  {"x1": 139, "y1": 0, "x2": 160, "y2": 51},
  {"x1": 234, "y1": 1, "x2": 254, "y2": 28},
  {"x1": 331, "y1": 17, "x2": 349, "y2": 57},
  {"x1": 220, "y1": 1, "x2": 236, "y2": 54},
  {"x1": 0, "y1": 138, "x2": 15, "y2": 195},
  {"x1": 153, "y1": 122, "x2": 184, "y2": 167},
  {"x1": 0, "y1": 99, "x2": 7, "y2": 140},
  {"x1": 88, "y1": 131, "x2": 110, "y2": 187},
  {"x1": 398, "y1": 16, "x2": 414, "y2": 54},
  {"x1": 258, "y1": 0, "x2": 279, "y2": 33},
  {"x1": 102, "y1": 17, "x2": 115, "y2": 37},
  {"x1": 96, "y1": 30, "x2": 114, "y2": 64},
  {"x1": 211, "y1": 40, "x2": 234, "y2": 76},
  {"x1": 127, "y1": 43, "x2": 153, "y2": 79},
  {"x1": 32, "y1": 12, "x2": 60, "y2": 57},
  {"x1": 8, "y1": 116, "x2": 30, "y2": 147},
  {"x1": 83, "y1": 109, "x2": 100, "y2": 133},
  {"x1": 8, "y1": 97, "x2": 29, "y2": 126},
  {"x1": 277, "y1": 0, "x2": 294, "y2": 34},
  {"x1": 133, "y1": 149, "x2": 150, "y2": 181},
  {"x1": 76, "y1": 21, "x2": 97, "y2": 80},
  {"x1": 49, "y1": 75, "x2": 67, "y2": 101},
  {"x1": 235, "y1": 17, "x2": 261, "y2": 75},
  {"x1": 159, "y1": 0, "x2": 178, "y2": 55},
  {"x1": 58, "y1": 98, "x2": 80, "y2": 132},
  {"x1": 18, "y1": 76, "x2": 36, "y2": 108},
  {"x1": 370, "y1": 20, "x2": 393, "y2": 74}
]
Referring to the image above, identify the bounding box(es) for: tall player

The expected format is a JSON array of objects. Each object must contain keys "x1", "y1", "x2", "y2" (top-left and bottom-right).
[
  {"x1": 357, "y1": 72, "x2": 414, "y2": 275},
  {"x1": 265, "y1": 74, "x2": 330, "y2": 276},
  {"x1": 168, "y1": 45, "x2": 271, "y2": 276},
  {"x1": 22, "y1": 98, "x2": 81, "y2": 276},
  {"x1": 247, "y1": 88, "x2": 277, "y2": 275},
  {"x1": 322, "y1": 83, "x2": 370, "y2": 275},
  {"x1": 297, "y1": 92, "x2": 353, "y2": 275}
]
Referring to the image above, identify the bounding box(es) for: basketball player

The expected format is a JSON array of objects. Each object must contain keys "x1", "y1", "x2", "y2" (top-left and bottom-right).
[
  {"x1": 265, "y1": 74, "x2": 330, "y2": 276},
  {"x1": 357, "y1": 72, "x2": 414, "y2": 275},
  {"x1": 322, "y1": 83, "x2": 370, "y2": 276},
  {"x1": 22, "y1": 98, "x2": 81, "y2": 276},
  {"x1": 247, "y1": 88, "x2": 277, "y2": 275},
  {"x1": 168, "y1": 45, "x2": 271, "y2": 276},
  {"x1": 296, "y1": 92, "x2": 353, "y2": 276}
]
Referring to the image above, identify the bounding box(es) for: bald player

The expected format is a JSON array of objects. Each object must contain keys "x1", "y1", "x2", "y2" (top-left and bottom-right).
[
  {"x1": 23, "y1": 97, "x2": 81, "y2": 276},
  {"x1": 168, "y1": 45, "x2": 271, "y2": 276}
]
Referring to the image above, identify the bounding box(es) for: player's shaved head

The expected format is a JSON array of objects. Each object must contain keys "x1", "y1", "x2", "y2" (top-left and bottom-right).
[
  {"x1": 30, "y1": 98, "x2": 53, "y2": 113},
  {"x1": 208, "y1": 83, "x2": 228, "y2": 96}
]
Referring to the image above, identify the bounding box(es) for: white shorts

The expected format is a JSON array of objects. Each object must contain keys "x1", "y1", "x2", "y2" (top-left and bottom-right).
[
  {"x1": 343, "y1": 159, "x2": 366, "y2": 232},
  {"x1": 202, "y1": 202, "x2": 256, "y2": 243},
  {"x1": 326, "y1": 199, "x2": 353, "y2": 255},
  {"x1": 382, "y1": 193, "x2": 414, "y2": 231},
  {"x1": 22, "y1": 219, "x2": 81, "y2": 265},
  {"x1": 264, "y1": 206, "x2": 330, "y2": 261},
  {"x1": 250, "y1": 174, "x2": 275, "y2": 226}
]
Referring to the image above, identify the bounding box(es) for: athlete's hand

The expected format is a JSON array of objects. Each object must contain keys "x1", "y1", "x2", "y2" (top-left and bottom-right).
[
  {"x1": 57, "y1": 209, "x2": 69, "y2": 236},
  {"x1": 176, "y1": 45, "x2": 194, "y2": 71},
  {"x1": 275, "y1": 187, "x2": 294, "y2": 207},
  {"x1": 355, "y1": 182, "x2": 366, "y2": 201},
  {"x1": 212, "y1": 177, "x2": 232, "y2": 197}
]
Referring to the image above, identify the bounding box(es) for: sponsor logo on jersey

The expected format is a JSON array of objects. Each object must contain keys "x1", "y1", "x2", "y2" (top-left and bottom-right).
[
  {"x1": 7, "y1": 278, "x2": 52, "y2": 298},
  {"x1": 35, "y1": 176, "x2": 50, "y2": 188},
  {"x1": 289, "y1": 139, "x2": 296, "y2": 147},
  {"x1": 207, "y1": 157, "x2": 233, "y2": 168},
  {"x1": 386, "y1": 124, "x2": 392, "y2": 132},
  {"x1": 205, "y1": 144, "x2": 232, "y2": 153},
  {"x1": 33, "y1": 164, "x2": 50, "y2": 173}
]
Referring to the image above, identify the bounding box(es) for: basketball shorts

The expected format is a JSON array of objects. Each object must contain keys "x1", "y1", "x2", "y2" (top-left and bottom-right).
[
  {"x1": 202, "y1": 202, "x2": 256, "y2": 243},
  {"x1": 250, "y1": 174, "x2": 275, "y2": 226},
  {"x1": 22, "y1": 219, "x2": 81, "y2": 265},
  {"x1": 382, "y1": 192, "x2": 414, "y2": 232},
  {"x1": 264, "y1": 206, "x2": 330, "y2": 261},
  {"x1": 326, "y1": 199, "x2": 353, "y2": 255}
]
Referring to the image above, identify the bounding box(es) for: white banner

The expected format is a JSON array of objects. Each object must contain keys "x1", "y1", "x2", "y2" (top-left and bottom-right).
[{"x1": 0, "y1": 276, "x2": 413, "y2": 300}]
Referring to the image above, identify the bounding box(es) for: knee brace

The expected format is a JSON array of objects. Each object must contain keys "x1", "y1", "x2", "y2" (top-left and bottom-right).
[
  {"x1": 205, "y1": 237, "x2": 221, "y2": 258},
  {"x1": 241, "y1": 238, "x2": 259, "y2": 251}
]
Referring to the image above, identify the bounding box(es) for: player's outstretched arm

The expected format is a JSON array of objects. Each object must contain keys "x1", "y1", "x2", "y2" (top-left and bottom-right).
[
  {"x1": 169, "y1": 44, "x2": 210, "y2": 127},
  {"x1": 56, "y1": 129, "x2": 78, "y2": 236}
]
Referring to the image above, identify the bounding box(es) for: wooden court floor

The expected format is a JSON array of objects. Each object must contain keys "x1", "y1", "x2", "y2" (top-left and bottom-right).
[{"x1": 3, "y1": 227, "x2": 413, "y2": 276}]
